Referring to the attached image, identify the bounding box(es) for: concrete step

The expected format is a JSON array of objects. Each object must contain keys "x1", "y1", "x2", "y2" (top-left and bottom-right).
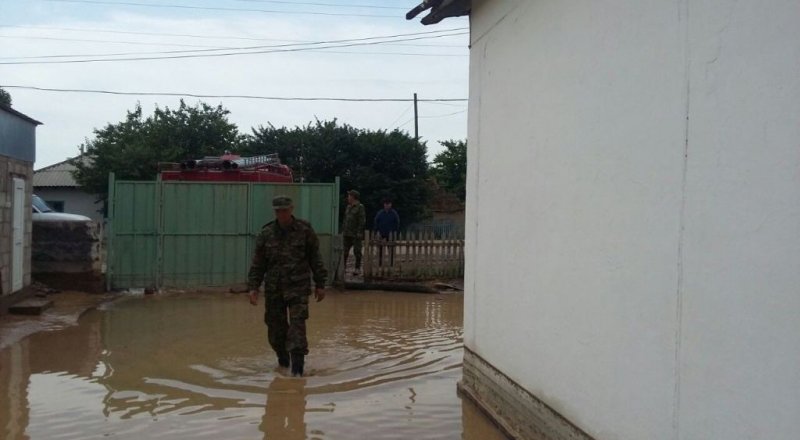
[{"x1": 9, "y1": 299, "x2": 54, "y2": 315}]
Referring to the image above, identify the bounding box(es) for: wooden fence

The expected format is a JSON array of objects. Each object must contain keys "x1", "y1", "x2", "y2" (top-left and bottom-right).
[{"x1": 363, "y1": 230, "x2": 465, "y2": 281}]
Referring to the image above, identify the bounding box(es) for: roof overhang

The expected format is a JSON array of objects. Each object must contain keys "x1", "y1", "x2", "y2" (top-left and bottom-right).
[
  {"x1": 406, "y1": 0, "x2": 471, "y2": 25},
  {"x1": 0, "y1": 104, "x2": 43, "y2": 126}
]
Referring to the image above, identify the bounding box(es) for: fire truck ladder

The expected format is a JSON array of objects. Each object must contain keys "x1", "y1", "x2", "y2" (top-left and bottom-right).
[{"x1": 225, "y1": 153, "x2": 280, "y2": 169}]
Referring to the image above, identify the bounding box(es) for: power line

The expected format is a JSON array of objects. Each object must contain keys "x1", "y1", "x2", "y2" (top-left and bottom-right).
[
  {"x1": 387, "y1": 105, "x2": 413, "y2": 128},
  {"x1": 296, "y1": 50, "x2": 465, "y2": 57},
  {"x1": 0, "y1": 31, "x2": 468, "y2": 65},
  {"x1": 419, "y1": 109, "x2": 468, "y2": 118},
  {"x1": 397, "y1": 116, "x2": 416, "y2": 129},
  {"x1": 232, "y1": 0, "x2": 407, "y2": 10},
  {"x1": 0, "y1": 34, "x2": 467, "y2": 52},
  {"x1": 422, "y1": 101, "x2": 469, "y2": 108},
  {"x1": 0, "y1": 24, "x2": 308, "y2": 43},
  {"x1": 0, "y1": 24, "x2": 466, "y2": 47},
  {"x1": 42, "y1": 0, "x2": 399, "y2": 18},
  {"x1": 0, "y1": 85, "x2": 469, "y2": 103},
  {"x1": 0, "y1": 28, "x2": 464, "y2": 57},
  {"x1": 0, "y1": 48, "x2": 466, "y2": 61},
  {"x1": 0, "y1": 34, "x2": 234, "y2": 49},
  {"x1": 0, "y1": 28, "x2": 467, "y2": 60}
]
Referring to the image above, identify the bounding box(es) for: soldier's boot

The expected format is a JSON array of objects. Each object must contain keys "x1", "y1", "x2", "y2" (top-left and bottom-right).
[
  {"x1": 290, "y1": 353, "x2": 305, "y2": 377},
  {"x1": 277, "y1": 351, "x2": 290, "y2": 368}
]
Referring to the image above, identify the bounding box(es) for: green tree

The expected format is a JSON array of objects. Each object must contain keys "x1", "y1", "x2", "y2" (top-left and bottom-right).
[
  {"x1": 243, "y1": 119, "x2": 431, "y2": 227},
  {"x1": 73, "y1": 100, "x2": 241, "y2": 195},
  {"x1": 0, "y1": 87, "x2": 11, "y2": 106},
  {"x1": 431, "y1": 139, "x2": 467, "y2": 202}
]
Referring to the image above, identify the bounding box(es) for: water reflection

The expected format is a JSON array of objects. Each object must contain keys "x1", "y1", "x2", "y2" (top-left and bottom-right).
[
  {"x1": 2, "y1": 343, "x2": 28, "y2": 440},
  {"x1": 0, "y1": 291, "x2": 507, "y2": 439},
  {"x1": 261, "y1": 378, "x2": 307, "y2": 440}
]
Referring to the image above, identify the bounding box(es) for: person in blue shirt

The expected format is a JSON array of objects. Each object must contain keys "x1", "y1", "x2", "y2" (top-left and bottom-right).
[{"x1": 373, "y1": 198, "x2": 400, "y2": 266}]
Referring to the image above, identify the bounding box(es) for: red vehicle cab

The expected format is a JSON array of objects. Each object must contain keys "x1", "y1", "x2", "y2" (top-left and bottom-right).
[{"x1": 160, "y1": 153, "x2": 293, "y2": 183}]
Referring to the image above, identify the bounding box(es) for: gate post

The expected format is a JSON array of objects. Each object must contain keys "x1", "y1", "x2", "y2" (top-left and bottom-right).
[
  {"x1": 155, "y1": 175, "x2": 164, "y2": 290},
  {"x1": 105, "y1": 172, "x2": 115, "y2": 291}
]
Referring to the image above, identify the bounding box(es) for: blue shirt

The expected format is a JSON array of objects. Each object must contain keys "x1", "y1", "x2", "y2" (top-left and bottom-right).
[{"x1": 374, "y1": 208, "x2": 400, "y2": 238}]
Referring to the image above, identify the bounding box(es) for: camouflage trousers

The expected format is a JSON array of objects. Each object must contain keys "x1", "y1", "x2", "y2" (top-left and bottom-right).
[
  {"x1": 342, "y1": 235, "x2": 362, "y2": 269},
  {"x1": 264, "y1": 292, "x2": 310, "y2": 356}
]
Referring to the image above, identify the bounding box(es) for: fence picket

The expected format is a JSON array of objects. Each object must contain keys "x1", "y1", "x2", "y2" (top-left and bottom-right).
[
  {"x1": 361, "y1": 228, "x2": 464, "y2": 281},
  {"x1": 425, "y1": 230, "x2": 431, "y2": 278}
]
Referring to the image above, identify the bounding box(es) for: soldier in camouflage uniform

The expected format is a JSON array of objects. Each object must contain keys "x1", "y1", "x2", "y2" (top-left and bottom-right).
[
  {"x1": 342, "y1": 190, "x2": 366, "y2": 275},
  {"x1": 248, "y1": 196, "x2": 328, "y2": 377}
]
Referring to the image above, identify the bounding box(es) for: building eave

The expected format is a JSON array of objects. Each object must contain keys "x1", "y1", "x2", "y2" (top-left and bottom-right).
[
  {"x1": 0, "y1": 104, "x2": 43, "y2": 126},
  {"x1": 406, "y1": 0, "x2": 471, "y2": 25},
  {"x1": 33, "y1": 155, "x2": 89, "y2": 188}
]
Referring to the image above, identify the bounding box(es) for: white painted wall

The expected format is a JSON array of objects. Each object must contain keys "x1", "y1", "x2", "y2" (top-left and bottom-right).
[
  {"x1": 12, "y1": 178, "x2": 25, "y2": 292},
  {"x1": 678, "y1": 1, "x2": 800, "y2": 437},
  {"x1": 464, "y1": 0, "x2": 800, "y2": 439},
  {"x1": 34, "y1": 188, "x2": 103, "y2": 224}
]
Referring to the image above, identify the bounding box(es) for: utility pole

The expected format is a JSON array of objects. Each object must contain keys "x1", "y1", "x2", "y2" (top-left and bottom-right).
[{"x1": 413, "y1": 92, "x2": 419, "y2": 142}]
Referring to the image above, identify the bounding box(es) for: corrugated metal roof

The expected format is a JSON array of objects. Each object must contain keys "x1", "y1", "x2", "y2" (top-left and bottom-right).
[{"x1": 33, "y1": 155, "x2": 88, "y2": 187}]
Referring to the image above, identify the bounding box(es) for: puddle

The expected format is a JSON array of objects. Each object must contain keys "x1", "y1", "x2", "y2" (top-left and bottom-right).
[{"x1": 0, "y1": 291, "x2": 508, "y2": 439}]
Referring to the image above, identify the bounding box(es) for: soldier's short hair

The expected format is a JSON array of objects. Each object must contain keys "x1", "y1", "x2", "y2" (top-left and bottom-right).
[{"x1": 272, "y1": 196, "x2": 293, "y2": 209}]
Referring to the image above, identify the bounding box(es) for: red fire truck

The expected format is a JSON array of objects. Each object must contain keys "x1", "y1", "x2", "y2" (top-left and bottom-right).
[{"x1": 160, "y1": 153, "x2": 293, "y2": 182}]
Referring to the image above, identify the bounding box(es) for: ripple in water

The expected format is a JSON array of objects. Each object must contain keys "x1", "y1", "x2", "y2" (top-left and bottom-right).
[{"x1": 0, "y1": 291, "x2": 507, "y2": 439}]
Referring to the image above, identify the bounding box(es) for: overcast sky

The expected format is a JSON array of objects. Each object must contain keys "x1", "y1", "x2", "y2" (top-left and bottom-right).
[{"x1": 0, "y1": 0, "x2": 469, "y2": 168}]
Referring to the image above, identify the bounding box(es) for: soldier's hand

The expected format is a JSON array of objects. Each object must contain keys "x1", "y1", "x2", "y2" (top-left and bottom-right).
[
  {"x1": 314, "y1": 287, "x2": 326, "y2": 302},
  {"x1": 248, "y1": 290, "x2": 259, "y2": 306}
]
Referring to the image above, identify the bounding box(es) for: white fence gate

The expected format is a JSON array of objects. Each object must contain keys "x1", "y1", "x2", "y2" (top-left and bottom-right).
[
  {"x1": 11, "y1": 177, "x2": 25, "y2": 292},
  {"x1": 363, "y1": 230, "x2": 465, "y2": 281}
]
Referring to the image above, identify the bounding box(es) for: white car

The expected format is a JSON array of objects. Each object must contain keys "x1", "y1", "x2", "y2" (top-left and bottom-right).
[{"x1": 32, "y1": 194, "x2": 91, "y2": 222}]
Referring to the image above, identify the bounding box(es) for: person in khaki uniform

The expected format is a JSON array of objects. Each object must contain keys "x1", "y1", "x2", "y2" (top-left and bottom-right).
[
  {"x1": 341, "y1": 189, "x2": 366, "y2": 275},
  {"x1": 248, "y1": 196, "x2": 327, "y2": 377}
]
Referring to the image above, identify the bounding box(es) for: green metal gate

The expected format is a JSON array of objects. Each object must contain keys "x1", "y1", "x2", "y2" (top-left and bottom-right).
[{"x1": 106, "y1": 174, "x2": 340, "y2": 289}]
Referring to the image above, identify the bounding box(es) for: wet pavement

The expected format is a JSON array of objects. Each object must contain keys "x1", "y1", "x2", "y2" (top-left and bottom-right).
[{"x1": 0, "y1": 290, "x2": 509, "y2": 440}]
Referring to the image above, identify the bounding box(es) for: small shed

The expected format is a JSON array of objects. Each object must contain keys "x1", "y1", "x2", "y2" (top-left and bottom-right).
[
  {"x1": 0, "y1": 104, "x2": 41, "y2": 303},
  {"x1": 34, "y1": 155, "x2": 104, "y2": 223}
]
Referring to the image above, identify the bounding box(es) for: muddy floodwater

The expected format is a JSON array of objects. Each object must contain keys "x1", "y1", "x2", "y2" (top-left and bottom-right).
[{"x1": 0, "y1": 291, "x2": 508, "y2": 440}]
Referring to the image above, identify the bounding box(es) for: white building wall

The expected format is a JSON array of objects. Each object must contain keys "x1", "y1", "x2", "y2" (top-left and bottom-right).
[
  {"x1": 679, "y1": 0, "x2": 800, "y2": 438},
  {"x1": 34, "y1": 188, "x2": 103, "y2": 223},
  {"x1": 465, "y1": 0, "x2": 800, "y2": 439}
]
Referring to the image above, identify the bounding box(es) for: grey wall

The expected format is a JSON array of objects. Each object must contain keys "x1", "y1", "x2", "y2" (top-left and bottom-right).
[
  {"x1": 0, "y1": 110, "x2": 36, "y2": 163},
  {"x1": 34, "y1": 187, "x2": 104, "y2": 224}
]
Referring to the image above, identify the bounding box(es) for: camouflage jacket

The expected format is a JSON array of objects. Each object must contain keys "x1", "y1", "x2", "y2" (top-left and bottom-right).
[
  {"x1": 247, "y1": 217, "x2": 328, "y2": 293},
  {"x1": 342, "y1": 203, "x2": 366, "y2": 238}
]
